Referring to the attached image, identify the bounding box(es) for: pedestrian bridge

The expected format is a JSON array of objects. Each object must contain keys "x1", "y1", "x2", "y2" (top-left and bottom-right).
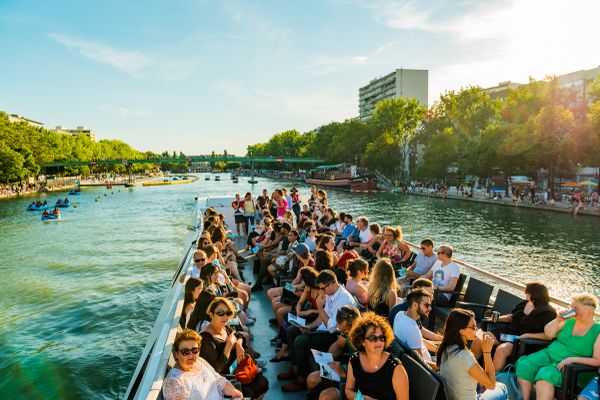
[{"x1": 40, "y1": 156, "x2": 324, "y2": 168}]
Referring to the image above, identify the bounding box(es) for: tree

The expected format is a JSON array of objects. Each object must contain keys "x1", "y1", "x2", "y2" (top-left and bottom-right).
[
  {"x1": 369, "y1": 98, "x2": 426, "y2": 180},
  {"x1": 0, "y1": 140, "x2": 26, "y2": 182}
]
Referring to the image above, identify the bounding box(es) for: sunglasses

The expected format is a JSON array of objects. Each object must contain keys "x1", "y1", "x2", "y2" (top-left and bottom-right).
[
  {"x1": 421, "y1": 302, "x2": 432, "y2": 309},
  {"x1": 318, "y1": 282, "x2": 333, "y2": 291},
  {"x1": 214, "y1": 310, "x2": 234, "y2": 317},
  {"x1": 194, "y1": 258, "x2": 206, "y2": 262},
  {"x1": 178, "y1": 347, "x2": 200, "y2": 356},
  {"x1": 365, "y1": 335, "x2": 386, "y2": 343},
  {"x1": 420, "y1": 247, "x2": 426, "y2": 251}
]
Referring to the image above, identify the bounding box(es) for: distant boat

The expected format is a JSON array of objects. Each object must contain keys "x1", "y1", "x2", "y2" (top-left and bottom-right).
[
  {"x1": 248, "y1": 179, "x2": 258, "y2": 184},
  {"x1": 306, "y1": 164, "x2": 378, "y2": 192},
  {"x1": 232, "y1": 177, "x2": 239, "y2": 183},
  {"x1": 215, "y1": 176, "x2": 221, "y2": 181},
  {"x1": 205, "y1": 176, "x2": 210, "y2": 181}
]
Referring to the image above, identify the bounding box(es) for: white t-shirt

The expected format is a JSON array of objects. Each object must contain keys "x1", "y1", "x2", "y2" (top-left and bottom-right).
[
  {"x1": 358, "y1": 227, "x2": 372, "y2": 244},
  {"x1": 393, "y1": 312, "x2": 432, "y2": 361},
  {"x1": 430, "y1": 261, "x2": 460, "y2": 300}
]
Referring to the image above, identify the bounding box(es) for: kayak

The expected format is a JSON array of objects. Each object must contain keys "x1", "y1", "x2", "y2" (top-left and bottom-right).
[
  {"x1": 27, "y1": 204, "x2": 48, "y2": 211},
  {"x1": 41, "y1": 214, "x2": 61, "y2": 221},
  {"x1": 55, "y1": 202, "x2": 70, "y2": 208},
  {"x1": 69, "y1": 190, "x2": 81, "y2": 195}
]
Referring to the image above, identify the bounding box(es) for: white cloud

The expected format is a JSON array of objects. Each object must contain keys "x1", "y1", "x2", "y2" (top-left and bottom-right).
[
  {"x1": 48, "y1": 33, "x2": 195, "y2": 81},
  {"x1": 304, "y1": 55, "x2": 369, "y2": 75}
]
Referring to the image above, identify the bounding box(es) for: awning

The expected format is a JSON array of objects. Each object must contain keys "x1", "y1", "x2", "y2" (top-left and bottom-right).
[{"x1": 315, "y1": 163, "x2": 345, "y2": 170}]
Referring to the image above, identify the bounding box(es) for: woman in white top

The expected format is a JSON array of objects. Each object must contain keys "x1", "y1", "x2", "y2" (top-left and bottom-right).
[
  {"x1": 162, "y1": 329, "x2": 242, "y2": 400},
  {"x1": 437, "y1": 308, "x2": 508, "y2": 400}
]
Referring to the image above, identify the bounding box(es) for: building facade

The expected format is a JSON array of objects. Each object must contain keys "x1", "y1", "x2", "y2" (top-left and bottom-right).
[
  {"x1": 8, "y1": 114, "x2": 44, "y2": 128},
  {"x1": 483, "y1": 65, "x2": 600, "y2": 102},
  {"x1": 358, "y1": 68, "x2": 428, "y2": 120},
  {"x1": 55, "y1": 125, "x2": 97, "y2": 142}
]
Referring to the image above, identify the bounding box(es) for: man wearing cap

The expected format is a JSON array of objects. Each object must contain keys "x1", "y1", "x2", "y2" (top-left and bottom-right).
[{"x1": 293, "y1": 243, "x2": 314, "y2": 269}]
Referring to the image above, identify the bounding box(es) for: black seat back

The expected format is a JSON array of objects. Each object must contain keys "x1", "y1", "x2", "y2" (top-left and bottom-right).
[
  {"x1": 448, "y1": 273, "x2": 468, "y2": 305},
  {"x1": 493, "y1": 289, "x2": 522, "y2": 315},
  {"x1": 389, "y1": 338, "x2": 448, "y2": 400},
  {"x1": 463, "y1": 277, "x2": 494, "y2": 305},
  {"x1": 399, "y1": 352, "x2": 440, "y2": 400}
]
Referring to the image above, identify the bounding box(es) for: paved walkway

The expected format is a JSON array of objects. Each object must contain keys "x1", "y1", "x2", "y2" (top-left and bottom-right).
[{"x1": 407, "y1": 190, "x2": 600, "y2": 218}]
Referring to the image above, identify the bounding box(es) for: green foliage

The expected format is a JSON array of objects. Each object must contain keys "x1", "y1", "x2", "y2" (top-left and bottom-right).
[
  {"x1": 246, "y1": 78, "x2": 599, "y2": 183},
  {"x1": 0, "y1": 111, "x2": 162, "y2": 182}
]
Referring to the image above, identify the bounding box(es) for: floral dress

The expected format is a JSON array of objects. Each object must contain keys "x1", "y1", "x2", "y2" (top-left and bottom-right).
[{"x1": 380, "y1": 240, "x2": 403, "y2": 263}]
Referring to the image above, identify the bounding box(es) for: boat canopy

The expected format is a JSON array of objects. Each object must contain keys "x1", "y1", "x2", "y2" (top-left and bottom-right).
[{"x1": 315, "y1": 163, "x2": 345, "y2": 170}]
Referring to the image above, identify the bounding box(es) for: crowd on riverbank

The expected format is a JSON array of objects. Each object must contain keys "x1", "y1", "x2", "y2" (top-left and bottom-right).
[
  {"x1": 403, "y1": 183, "x2": 600, "y2": 216},
  {"x1": 168, "y1": 186, "x2": 600, "y2": 400}
]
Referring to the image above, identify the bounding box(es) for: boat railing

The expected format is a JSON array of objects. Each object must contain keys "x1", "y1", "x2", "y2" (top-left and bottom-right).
[
  {"x1": 124, "y1": 202, "x2": 202, "y2": 400},
  {"x1": 404, "y1": 241, "x2": 600, "y2": 319}
]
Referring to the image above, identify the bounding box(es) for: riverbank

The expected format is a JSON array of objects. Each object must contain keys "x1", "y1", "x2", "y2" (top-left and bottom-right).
[
  {"x1": 0, "y1": 175, "x2": 159, "y2": 200},
  {"x1": 406, "y1": 189, "x2": 600, "y2": 218}
]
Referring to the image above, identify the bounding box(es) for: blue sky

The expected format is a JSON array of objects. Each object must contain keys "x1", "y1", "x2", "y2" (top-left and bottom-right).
[{"x1": 1, "y1": 0, "x2": 598, "y2": 155}]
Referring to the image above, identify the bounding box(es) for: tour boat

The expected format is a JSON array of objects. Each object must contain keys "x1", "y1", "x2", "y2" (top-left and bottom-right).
[
  {"x1": 125, "y1": 195, "x2": 591, "y2": 400},
  {"x1": 306, "y1": 164, "x2": 378, "y2": 192}
]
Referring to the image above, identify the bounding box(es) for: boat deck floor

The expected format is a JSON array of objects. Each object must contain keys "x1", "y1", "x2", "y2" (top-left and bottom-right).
[{"x1": 235, "y1": 237, "x2": 304, "y2": 400}]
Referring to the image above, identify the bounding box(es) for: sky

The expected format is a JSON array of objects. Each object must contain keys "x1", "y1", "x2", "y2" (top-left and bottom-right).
[{"x1": 0, "y1": 0, "x2": 599, "y2": 155}]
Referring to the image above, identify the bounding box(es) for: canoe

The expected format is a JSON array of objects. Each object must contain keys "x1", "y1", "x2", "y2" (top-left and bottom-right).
[
  {"x1": 27, "y1": 204, "x2": 48, "y2": 211},
  {"x1": 41, "y1": 214, "x2": 61, "y2": 221}
]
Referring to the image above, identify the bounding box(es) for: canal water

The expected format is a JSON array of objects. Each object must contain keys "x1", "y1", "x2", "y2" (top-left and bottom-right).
[{"x1": 0, "y1": 175, "x2": 598, "y2": 399}]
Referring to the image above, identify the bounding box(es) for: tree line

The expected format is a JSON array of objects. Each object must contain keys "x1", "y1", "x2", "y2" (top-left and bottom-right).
[
  {"x1": 247, "y1": 76, "x2": 600, "y2": 197},
  {"x1": 0, "y1": 111, "x2": 187, "y2": 182}
]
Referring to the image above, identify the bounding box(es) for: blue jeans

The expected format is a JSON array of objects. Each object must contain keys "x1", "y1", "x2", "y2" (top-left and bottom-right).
[
  {"x1": 579, "y1": 376, "x2": 599, "y2": 400},
  {"x1": 478, "y1": 382, "x2": 508, "y2": 400}
]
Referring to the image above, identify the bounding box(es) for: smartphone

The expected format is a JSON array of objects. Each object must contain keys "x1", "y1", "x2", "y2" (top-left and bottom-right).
[{"x1": 500, "y1": 333, "x2": 519, "y2": 342}]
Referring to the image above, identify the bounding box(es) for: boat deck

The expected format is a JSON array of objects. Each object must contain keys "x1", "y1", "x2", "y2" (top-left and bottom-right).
[{"x1": 237, "y1": 240, "x2": 304, "y2": 400}]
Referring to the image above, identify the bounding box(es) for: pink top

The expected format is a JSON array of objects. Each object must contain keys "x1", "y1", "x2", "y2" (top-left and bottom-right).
[
  {"x1": 346, "y1": 279, "x2": 368, "y2": 305},
  {"x1": 277, "y1": 197, "x2": 288, "y2": 217}
]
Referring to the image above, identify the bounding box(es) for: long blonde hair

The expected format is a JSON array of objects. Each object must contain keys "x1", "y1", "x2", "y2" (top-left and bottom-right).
[{"x1": 367, "y1": 259, "x2": 397, "y2": 309}]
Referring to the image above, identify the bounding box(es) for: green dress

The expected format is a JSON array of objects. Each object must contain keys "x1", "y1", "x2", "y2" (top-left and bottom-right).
[{"x1": 516, "y1": 318, "x2": 600, "y2": 387}]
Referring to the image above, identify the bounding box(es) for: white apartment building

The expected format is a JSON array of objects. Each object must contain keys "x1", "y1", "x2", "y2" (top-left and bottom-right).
[
  {"x1": 358, "y1": 68, "x2": 429, "y2": 120},
  {"x1": 8, "y1": 114, "x2": 44, "y2": 128},
  {"x1": 55, "y1": 125, "x2": 97, "y2": 142}
]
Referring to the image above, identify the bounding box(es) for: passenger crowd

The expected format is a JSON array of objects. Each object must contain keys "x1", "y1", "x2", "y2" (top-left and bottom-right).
[{"x1": 163, "y1": 187, "x2": 600, "y2": 400}]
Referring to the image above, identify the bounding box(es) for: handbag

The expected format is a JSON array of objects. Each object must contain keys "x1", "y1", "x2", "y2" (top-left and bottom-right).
[
  {"x1": 495, "y1": 364, "x2": 522, "y2": 400},
  {"x1": 233, "y1": 354, "x2": 259, "y2": 385}
]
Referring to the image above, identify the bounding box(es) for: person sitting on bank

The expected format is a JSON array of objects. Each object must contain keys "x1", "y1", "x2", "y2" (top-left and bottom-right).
[
  {"x1": 481, "y1": 282, "x2": 556, "y2": 371},
  {"x1": 424, "y1": 244, "x2": 460, "y2": 307},
  {"x1": 306, "y1": 305, "x2": 361, "y2": 400},
  {"x1": 516, "y1": 293, "x2": 600, "y2": 400},
  {"x1": 438, "y1": 308, "x2": 508, "y2": 400},
  {"x1": 345, "y1": 312, "x2": 409, "y2": 400},
  {"x1": 162, "y1": 329, "x2": 243, "y2": 400},
  {"x1": 393, "y1": 288, "x2": 441, "y2": 371}
]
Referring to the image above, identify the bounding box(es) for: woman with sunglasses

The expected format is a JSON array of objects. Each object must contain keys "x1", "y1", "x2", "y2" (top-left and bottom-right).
[
  {"x1": 200, "y1": 298, "x2": 269, "y2": 399},
  {"x1": 437, "y1": 308, "x2": 508, "y2": 400},
  {"x1": 345, "y1": 312, "x2": 409, "y2": 400},
  {"x1": 162, "y1": 328, "x2": 243, "y2": 400}
]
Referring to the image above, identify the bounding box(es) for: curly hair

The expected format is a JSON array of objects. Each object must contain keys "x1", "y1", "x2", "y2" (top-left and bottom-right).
[
  {"x1": 173, "y1": 328, "x2": 201, "y2": 354},
  {"x1": 348, "y1": 311, "x2": 394, "y2": 352}
]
